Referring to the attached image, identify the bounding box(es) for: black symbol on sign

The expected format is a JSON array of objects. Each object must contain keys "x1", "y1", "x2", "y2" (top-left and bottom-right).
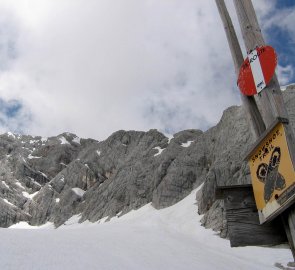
[
  {"x1": 257, "y1": 81, "x2": 264, "y2": 89},
  {"x1": 256, "y1": 147, "x2": 286, "y2": 203}
]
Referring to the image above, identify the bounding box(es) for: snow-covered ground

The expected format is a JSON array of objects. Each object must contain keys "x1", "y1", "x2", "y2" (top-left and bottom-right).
[{"x1": 0, "y1": 188, "x2": 293, "y2": 270}]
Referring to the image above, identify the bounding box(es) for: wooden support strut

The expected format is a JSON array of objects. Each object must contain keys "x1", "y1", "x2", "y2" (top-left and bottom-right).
[
  {"x1": 233, "y1": 0, "x2": 295, "y2": 259},
  {"x1": 215, "y1": 0, "x2": 265, "y2": 139},
  {"x1": 233, "y1": 0, "x2": 295, "y2": 166}
]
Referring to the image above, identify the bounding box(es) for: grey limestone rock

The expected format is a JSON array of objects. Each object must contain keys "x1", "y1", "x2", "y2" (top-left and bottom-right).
[
  {"x1": 0, "y1": 132, "x2": 99, "y2": 227},
  {"x1": 0, "y1": 88, "x2": 294, "y2": 232},
  {"x1": 198, "y1": 88, "x2": 295, "y2": 233}
]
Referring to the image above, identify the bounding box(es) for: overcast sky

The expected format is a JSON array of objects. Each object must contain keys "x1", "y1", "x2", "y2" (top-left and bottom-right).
[{"x1": 0, "y1": 0, "x2": 294, "y2": 140}]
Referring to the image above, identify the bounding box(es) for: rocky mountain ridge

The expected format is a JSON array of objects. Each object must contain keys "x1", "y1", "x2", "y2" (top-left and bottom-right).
[{"x1": 0, "y1": 86, "x2": 294, "y2": 234}]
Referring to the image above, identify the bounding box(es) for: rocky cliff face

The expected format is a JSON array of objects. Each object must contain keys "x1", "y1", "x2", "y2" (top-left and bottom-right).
[
  {"x1": 0, "y1": 128, "x2": 206, "y2": 227},
  {"x1": 0, "y1": 86, "x2": 294, "y2": 231},
  {"x1": 198, "y1": 85, "x2": 295, "y2": 236}
]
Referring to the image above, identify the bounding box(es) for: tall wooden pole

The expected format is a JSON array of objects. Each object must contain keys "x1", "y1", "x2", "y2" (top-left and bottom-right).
[
  {"x1": 215, "y1": 0, "x2": 265, "y2": 138},
  {"x1": 233, "y1": 0, "x2": 295, "y2": 259},
  {"x1": 233, "y1": 0, "x2": 295, "y2": 179},
  {"x1": 233, "y1": 0, "x2": 290, "y2": 127}
]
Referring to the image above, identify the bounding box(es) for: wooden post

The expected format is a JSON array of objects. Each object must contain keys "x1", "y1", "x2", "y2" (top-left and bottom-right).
[
  {"x1": 233, "y1": 0, "x2": 295, "y2": 259},
  {"x1": 215, "y1": 0, "x2": 265, "y2": 138},
  {"x1": 282, "y1": 210, "x2": 295, "y2": 259},
  {"x1": 233, "y1": 0, "x2": 288, "y2": 126},
  {"x1": 233, "y1": 0, "x2": 295, "y2": 162},
  {"x1": 288, "y1": 208, "x2": 295, "y2": 259}
]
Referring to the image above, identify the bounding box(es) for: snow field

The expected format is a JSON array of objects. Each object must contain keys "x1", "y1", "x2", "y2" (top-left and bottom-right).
[{"x1": 0, "y1": 187, "x2": 293, "y2": 270}]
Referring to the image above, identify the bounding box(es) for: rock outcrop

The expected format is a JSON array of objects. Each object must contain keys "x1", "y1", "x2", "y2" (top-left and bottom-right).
[{"x1": 0, "y1": 87, "x2": 294, "y2": 232}]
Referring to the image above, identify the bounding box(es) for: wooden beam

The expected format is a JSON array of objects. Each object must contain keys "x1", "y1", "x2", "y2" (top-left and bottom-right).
[
  {"x1": 216, "y1": 185, "x2": 287, "y2": 247},
  {"x1": 233, "y1": 0, "x2": 291, "y2": 127},
  {"x1": 282, "y1": 211, "x2": 295, "y2": 259},
  {"x1": 215, "y1": 184, "x2": 252, "y2": 200},
  {"x1": 233, "y1": 0, "x2": 286, "y2": 125},
  {"x1": 215, "y1": 0, "x2": 265, "y2": 138},
  {"x1": 233, "y1": 0, "x2": 295, "y2": 259}
]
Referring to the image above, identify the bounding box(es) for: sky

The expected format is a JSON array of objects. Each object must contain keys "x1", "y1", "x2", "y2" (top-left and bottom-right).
[{"x1": 0, "y1": 0, "x2": 294, "y2": 140}]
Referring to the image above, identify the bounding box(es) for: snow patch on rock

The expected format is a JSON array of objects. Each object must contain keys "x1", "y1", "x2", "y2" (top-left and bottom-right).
[
  {"x1": 28, "y1": 154, "x2": 42, "y2": 159},
  {"x1": 153, "y1": 146, "x2": 165, "y2": 156},
  {"x1": 59, "y1": 136, "x2": 70, "y2": 145},
  {"x1": 6, "y1": 132, "x2": 16, "y2": 139},
  {"x1": 3, "y1": 198, "x2": 15, "y2": 207},
  {"x1": 72, "y1": 188, "x2": 85, "y2": 197},
  {"x1": 181, "y1": 140, "x2": 194, "y2": 147},
  {"x1": 15, "y1": 181, "x2": 25, "y2": 190},
  {"x1": 2, "y1": 181, "x2": 9, "y2": 189},
  {"x1": 72, "y1": 136, "x2": 81, "y2": 144},
  {"x1": 41, "y1": 137, "x2": 48, "y2": 143},
  {"x1": 38, "y1": 171, "x2": 48, "y2": 178},
  {"x1": 22, "y1": 191, "x2": 39, "y2": 199}
]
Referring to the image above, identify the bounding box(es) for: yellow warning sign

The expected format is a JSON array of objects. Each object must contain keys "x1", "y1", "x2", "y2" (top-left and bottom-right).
[{"x1": 249, "y1": 122, "x2": 295, "y2": 224}]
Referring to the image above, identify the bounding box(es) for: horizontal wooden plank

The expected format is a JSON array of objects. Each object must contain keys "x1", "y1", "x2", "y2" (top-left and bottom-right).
[
  {"x1": 215, "y1": 184, "x2": 252, "y2": 200},
  {"x1": 228, "y1": 218, "x2": 286, "y2": 247},
  {"x1": 223, "y1": 188, "x2": 257, "y2": 210},
  {"x1": 226, "y1": 208, "x2": 260, "y2": 225},
  {"x1": 216, "y1": 184, "x2": 287, "y2": 246}
]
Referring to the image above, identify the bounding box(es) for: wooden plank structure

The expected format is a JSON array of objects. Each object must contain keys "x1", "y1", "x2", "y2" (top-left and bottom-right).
[
  {"x1": 215, "y1": 0, "x2": 295, "y2": 256},
  {"x1": 216, "y1": 185, "x2": 287, "y2": 247},
  {"x1": 234, "y1": 1, "x2": 295, "y2": 257}
]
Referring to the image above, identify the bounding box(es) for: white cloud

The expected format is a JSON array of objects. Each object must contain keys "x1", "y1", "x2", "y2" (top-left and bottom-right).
[
  {"x1": 277, "y1": 65, "x2": 294, "y2": 86},
  {"x1": 261, "y1": 4, "x2": 295, "y2": 36},
  {"x1": 0, "y1": 0, "x2": 282, "y2": 140},
  {"x1": 251, "y1": 1, "x2": 295, "y2": 85}
]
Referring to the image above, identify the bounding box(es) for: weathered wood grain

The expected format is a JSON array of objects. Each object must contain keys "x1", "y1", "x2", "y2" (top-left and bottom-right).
[
  {"x1": 282, "y1": 211, "x2": 295, "y2": 259},
  {"x1": 233, "y1": 0, "x2": 295, "y2": 165},
  {"x1": 234, "y1": 0, "x2": 295, "y2": 257},
  {"x1": 215, "y1": 0, "x2": 265, "y2": 138},
  {"x1": 228, "y1": 218, "x2": 286, "y2": 247},
  {"x1": 216, "y1": 185, "x2": 287, "y2": 247}
]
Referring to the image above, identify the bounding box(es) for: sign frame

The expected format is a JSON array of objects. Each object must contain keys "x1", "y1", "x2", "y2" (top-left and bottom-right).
[{"x1": 245, "y1": 118, "x2": 295, "y2": 224}]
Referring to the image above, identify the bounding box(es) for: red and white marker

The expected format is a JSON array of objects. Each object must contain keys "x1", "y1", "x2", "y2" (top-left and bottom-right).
[{"x1": 237, "y1": 46, "x2": 277, "y2": 96}]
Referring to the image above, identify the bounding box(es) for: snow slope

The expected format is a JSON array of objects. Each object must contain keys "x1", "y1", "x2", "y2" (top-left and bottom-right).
[{"x1": 0, "y1": 188, "x2": 293, "y2": 270}]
